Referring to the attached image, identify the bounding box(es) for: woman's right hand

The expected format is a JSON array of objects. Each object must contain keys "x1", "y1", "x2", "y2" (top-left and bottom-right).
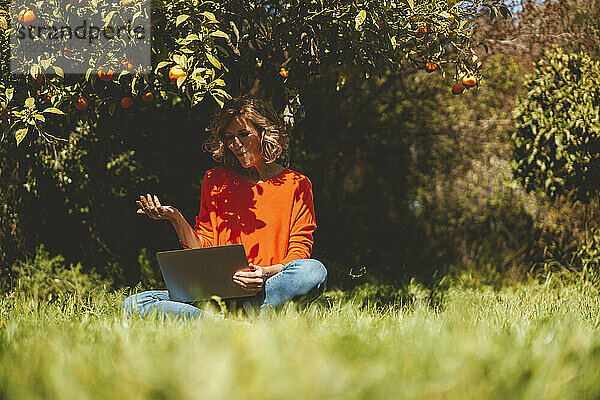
[{"x1": 136, "y1": 194, "x2": 178, "y2": 221}]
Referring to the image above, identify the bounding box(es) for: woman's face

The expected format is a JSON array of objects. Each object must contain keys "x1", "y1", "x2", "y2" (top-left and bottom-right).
[{"x1": 222, "y1": 115, "x2": 264, "y2": 169}]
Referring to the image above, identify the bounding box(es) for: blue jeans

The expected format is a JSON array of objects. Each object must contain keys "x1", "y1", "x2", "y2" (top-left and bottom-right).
[{"x1": 121, "y1": 258, "x2": 327, "y2": 320}]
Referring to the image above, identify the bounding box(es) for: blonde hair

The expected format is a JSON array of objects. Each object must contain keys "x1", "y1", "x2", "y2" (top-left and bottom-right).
[{"x1": 204, "y1": 93, "x2": 288, "y2": 170}]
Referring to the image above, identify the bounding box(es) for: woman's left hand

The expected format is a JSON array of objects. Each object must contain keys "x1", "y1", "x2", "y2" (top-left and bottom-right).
[{"x1": 233, "y1": 263, "x2": 264, "y2": 294}]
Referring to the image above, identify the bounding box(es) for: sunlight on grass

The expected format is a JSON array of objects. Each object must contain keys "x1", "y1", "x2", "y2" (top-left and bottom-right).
[{"x1": 1, "y1": 279, "x2": 600, "y2": 399}]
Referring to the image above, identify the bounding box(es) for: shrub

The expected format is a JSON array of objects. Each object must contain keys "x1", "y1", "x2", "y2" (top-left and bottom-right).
[
  {"x1": 8, "y1": 245, "x2": 106, "y2": 302},
  {"x1": 512, "y1": 47, "x2": 600, "y2": 202}
]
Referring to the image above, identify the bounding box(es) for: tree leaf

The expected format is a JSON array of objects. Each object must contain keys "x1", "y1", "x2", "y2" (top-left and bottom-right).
[
  {"x1": 15, "y1": 128, "x2": 27, "y2": 146},
  {"x1": 389, "y1": 34, "x2": 397, "y2": 49},
  {"x1": 157, "y1": 61, "x2": 171, "y2": 69},
  {"x1": 211, "y1": 92, "x2": 224, "y2": 107},
  {"x1": 192, "y1": 92, "x2": 204, "y2": 106},
  {"x1": 211, "y1": 88, "x2": 229, "y2": 97},
  {"x1": 201, "y1": 11, "x2": 217, "y2": 23},
  {"x1": 103, "y1": 11, "x2": 116, "y2": 27},
  {"x1": 155, "y1": 61, "x2": 171, "y2": 74},
  {"x1": 355, "y1": 10, "x2": 366, "y2": 30},
  {"x1": 193, "y1": 74, "x2": 207, "y2": 85},
  {"x1": 53, "y1": 66, "x2": 64, "y2": 78},
  {"x1": 43, "y1": 107, "x2": 65, "y2": 115},
  {"x1": 176, "y1": 15, "x2": 189, "y2": 27},
  {"x1": 34, "y1": 114, "x2": 45, "y2": 122},
  {"x1": 132, "y1": 76, "x2": 138, "y2": 95},
  {"x1": 230, "y1": 21, "x2": 239, "y2": 44},
  {"x1": 210, "y1": 30, "x2": 229, "y2": 39},
  {"x1": 206, "y1": 53, "x2": 221, "y2": 69},
  {"x1": 499, "y1": 6, "x2": 511, "y2": 19},
  {"x1": 215, "y1": 45, "x2": 230, "y2": 57},
  {"x1": 181, "y1": 54, "x2": 188, "y2": 69}
]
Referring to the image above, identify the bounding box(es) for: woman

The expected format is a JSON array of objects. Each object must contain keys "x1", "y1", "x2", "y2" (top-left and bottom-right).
[{"x1": 122, "y1": 93, "x2": 327, "y2": 319}]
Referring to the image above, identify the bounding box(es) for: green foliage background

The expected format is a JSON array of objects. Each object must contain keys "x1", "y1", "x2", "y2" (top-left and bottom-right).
[
  {"x1": 513, "y1": 48, "x2": 600, "y2": 202},
  {"x1": 3, "y1": 0, "x2": 600, "y2": 290}
]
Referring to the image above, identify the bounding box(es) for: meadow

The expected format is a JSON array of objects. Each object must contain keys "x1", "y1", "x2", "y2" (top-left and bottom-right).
[{"x1": 2, "y1": 273, "x2": 600, "y2": 399}]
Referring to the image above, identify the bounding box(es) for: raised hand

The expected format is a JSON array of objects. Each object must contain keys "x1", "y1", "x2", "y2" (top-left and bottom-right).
[{"x1": 136, "y1": 194, "x2": 177, "y2": 221}]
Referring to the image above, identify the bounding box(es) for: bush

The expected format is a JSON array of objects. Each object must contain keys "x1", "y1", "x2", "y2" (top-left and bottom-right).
[
  {"x1": 536, "y1": 225, "x2": 600, "y2": 277},
  {"x1": 7, "y1": 245, "x2": 107, "y2": 302},
  {"x1": 512, "y1": 47, "x2": 600, "y2": 202}
]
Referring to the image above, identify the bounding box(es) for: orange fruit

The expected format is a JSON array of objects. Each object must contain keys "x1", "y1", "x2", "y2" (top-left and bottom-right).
[
  {"x1": 74, "y1": 96, "x2": 88, "y2": 110},
  {"x1": 279, "y1": 67, "x2": 289, "y2": 78},
  {"x1": 142, "y1": 92, "x2": 154, "y2": 102},
  {"x1": 98, "y1": 68, "x2": 114, "y2": 82},
  {"x1": 169, "y1": 65, "x2": 186, "y2": 84},
  {"x1": 120, "y1": 96, "x2": 133, "y2": 108},
  {"x1": 120, "y1": 59, "x2": 134, "y2": 70},
  {"x1": 462, "y1": 75, "x2": 477, "y2": 88},
  {"x1": 451, "y1": 83, "x2": 465, "y2": 95},
  {"x1": 18, "y1": 9, "x2": 36, "y2": 24},
  {"x1": 416, "y1": 24, "x2": 428, "y2": 38},
  {"x1": 425, "y1": 62, "x2": 437, "y2": 73}
]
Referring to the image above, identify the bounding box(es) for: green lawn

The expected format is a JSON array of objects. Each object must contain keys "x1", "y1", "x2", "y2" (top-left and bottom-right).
[{"x1": 1, "y1": 278, "x2": 600, "y2": 399}]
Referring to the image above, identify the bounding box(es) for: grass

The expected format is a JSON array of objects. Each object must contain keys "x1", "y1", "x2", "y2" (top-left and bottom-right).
[{"x1": 2, "y1": 277, "x2": 600, "y2": 399}]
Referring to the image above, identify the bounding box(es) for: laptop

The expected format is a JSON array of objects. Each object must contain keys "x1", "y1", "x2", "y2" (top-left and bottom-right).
[{"x1": 156, "y1": 244, "x2": 255, "y2": 302}]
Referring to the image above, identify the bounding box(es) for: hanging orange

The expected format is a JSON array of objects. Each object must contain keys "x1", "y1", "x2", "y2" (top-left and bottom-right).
[
  {"x1": 425, "y1": 62, "x2": 437, "y2": 73},
  {"x1": 462, "y1": 75, "x2": 477, "y2": 88},
  {"x1": 451, "y1": 83, "x2": 465, "y2": 95},
  {"x1": 120, "y1": 97, "x2": 134, "y2": 109},
  {"x1": 18, "y1": 9, "x2": 36, "y2": 24},
  {"x1": 98, "y1": 68, "x2": 114, "y2": 82},
  {"x1": 74, "y1": 97, "x2": 88, "y2": 110},
  {"x1": 142, "y1": 92, "x2": 154, "y2": 102},
  {"x1": 169, "y1": 65, "x2": 186, "y2": 84}
]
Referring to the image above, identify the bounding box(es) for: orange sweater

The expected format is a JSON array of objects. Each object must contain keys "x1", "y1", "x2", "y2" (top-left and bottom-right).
[{"x1": 190, "y1": 166, "x2": 316, "y2": 266}]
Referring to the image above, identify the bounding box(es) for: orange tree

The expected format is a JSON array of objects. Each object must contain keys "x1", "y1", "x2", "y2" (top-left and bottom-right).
[
  {"x1": 0, "y1": 0, "x2": 510, "y2": 145},
  {"x1": 511, "y1": 47, "x2": 600, "y2": 277},
  {"x1": 0, "y1": 0, "x2": 509, "y2": 283},
  {"x1": 512, "y1": 47, "x2": 600, "y2": 203}
]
